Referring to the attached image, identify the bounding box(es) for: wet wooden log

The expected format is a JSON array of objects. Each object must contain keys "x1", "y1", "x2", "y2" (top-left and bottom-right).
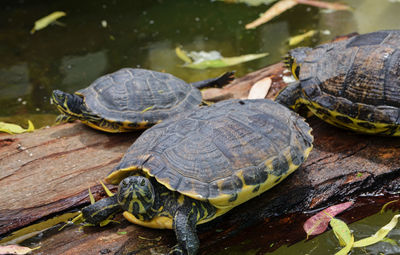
[{"x1": 0, "y1": 62, "x2": 399, "y2": 254}]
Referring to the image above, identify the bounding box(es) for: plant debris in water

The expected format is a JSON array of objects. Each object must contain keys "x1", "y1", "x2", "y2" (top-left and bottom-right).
[
  {"x1": 303, "y1": 201, "x2": 354, "y2": 237},
  {"x1": 245, "y1": 0, "x2": 352, "y2": 29},
  {"x1": 304, "y1": 202, "x2": 400, "y2": 255},
  {"x1": 30, "y1": 11, "x2": 66, "y2": 34},
  {"x1": 175, "y1": 47, "x2": 268, "y2": 69}
]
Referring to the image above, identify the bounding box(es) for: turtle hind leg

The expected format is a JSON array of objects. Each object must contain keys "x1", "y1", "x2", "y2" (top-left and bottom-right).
[
  {"x1": 191, "y1": 71, "x2": 235, "y2": 89},
  {"x1": 274, "y1": 81, "x2": 304, "y2": 111}
]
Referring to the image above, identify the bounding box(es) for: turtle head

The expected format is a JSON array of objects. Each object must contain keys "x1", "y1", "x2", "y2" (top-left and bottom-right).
[
  {"x1": 285, "y1": 47, "x2": 312, "y2": 80},
  {"x1": 117, "y1": 176, "x2": 156, "y2": 217},
  {"x1": 51, "y1": 90, "x2": 84, "y2": 117}
]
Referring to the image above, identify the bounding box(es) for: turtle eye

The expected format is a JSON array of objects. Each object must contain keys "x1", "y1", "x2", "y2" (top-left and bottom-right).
[{"x1": 295, "y1": 66, "x2": 300, "y2": 80}]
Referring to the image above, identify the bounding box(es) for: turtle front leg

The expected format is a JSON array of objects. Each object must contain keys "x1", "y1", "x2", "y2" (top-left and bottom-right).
[{"x1": 169, "y1": 207, "x2": 199, "y2": 255}]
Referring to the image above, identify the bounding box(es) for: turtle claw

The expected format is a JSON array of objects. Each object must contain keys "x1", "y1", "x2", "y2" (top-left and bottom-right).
[{"x1": 167, "y1": 245, "x2": 184, "y2": 255}]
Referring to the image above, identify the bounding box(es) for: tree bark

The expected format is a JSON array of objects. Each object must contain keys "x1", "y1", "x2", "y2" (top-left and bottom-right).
[{"x1": 0, "y1": 62, "x2": 399, "y2": 254}]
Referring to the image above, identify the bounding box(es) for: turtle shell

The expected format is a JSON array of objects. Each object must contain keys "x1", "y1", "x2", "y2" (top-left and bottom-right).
[
  {"x1": 295, "y1": 30, "x2": 400, "y2": 134},
  {"x1": 77, "y1": 68, "x2": 202, "y2": 127},
  {"x1": 106, "y1": 99, "x2": 313, "y2": 212}
]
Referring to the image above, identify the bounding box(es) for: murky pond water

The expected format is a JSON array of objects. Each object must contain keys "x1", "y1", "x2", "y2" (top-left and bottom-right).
[{"x1": 1, "y1": 0, "x2": 400, "y2": 254}]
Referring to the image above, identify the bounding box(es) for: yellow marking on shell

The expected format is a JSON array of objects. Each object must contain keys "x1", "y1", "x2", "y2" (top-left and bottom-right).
[
  {"x1": 206, "y1": 144, "x2": 312, "y2": 220},
  {"x1": 105, "y1": 166, "x2": 149, "y2": 185},
  {"x1": 307, "y1": 101, "x2": 400, "y2": 136},
  {"x1": 123, "y1": 211, "x2": 173, "y2": 229}
]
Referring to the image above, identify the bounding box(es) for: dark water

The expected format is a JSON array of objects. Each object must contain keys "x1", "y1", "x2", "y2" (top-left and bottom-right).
[
  {"x1": 0, "y1": 0, "x2": 320, "y2": 128},
  {"x1": 1, "y1": 0, "x2": 400, "y2": 254}
]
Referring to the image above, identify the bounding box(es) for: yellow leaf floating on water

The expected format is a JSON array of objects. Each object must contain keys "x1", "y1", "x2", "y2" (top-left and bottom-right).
[
  {"x1": 330, "y1": 218, "x2": 353, "y2": 246},
  {"x1": 175, "y1": 47, "x2": 193, "y2": 64},
  {"x1": 380, "y1": 200, "x2": 398, "y2": 214},
  {"x1": 288, "y1": 30, "x2": 317, "y2": 46},
  {"x1": 330, "y1": 218, "x2": 354, "y2": 255},
  {"x1": 30, "y1": 11, "x2": 66, "y2": 34},
  {"x1": 0, "y1": 245, "x2": 40, "y2": 255},
  {"x1": 353, "y1": 214, "x2": 400, "y2": 248},
  {"x1": 175, "y1": 47, "x2": 268, "y2": 69},
  {"x1": 0, "y1": 120, "x2": 35, "y2": 134}
]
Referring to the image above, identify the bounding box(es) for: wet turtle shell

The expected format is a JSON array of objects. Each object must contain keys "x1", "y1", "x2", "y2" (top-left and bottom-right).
[
  {"x1": 106, "y1": 99, "x2": 313, "y2": 219},
  {"x1": 277, "y1": 30, "x2": 400, "y2": 136}
]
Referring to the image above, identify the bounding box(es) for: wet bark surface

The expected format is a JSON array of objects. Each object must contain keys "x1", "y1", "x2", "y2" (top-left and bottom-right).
[{"x1": 0, "y1": 62, "x2": 399, "y2": 254}]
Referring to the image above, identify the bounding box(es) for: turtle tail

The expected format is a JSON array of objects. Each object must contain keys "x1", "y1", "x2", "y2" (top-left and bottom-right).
[{"x1": 191, "y1": 71, "x2": 235, "y2": 89}]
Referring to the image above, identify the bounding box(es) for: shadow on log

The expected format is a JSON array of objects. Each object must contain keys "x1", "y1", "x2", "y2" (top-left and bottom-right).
[{"x1": 0, "y1": 62, "x2": 399, "y2": 254}]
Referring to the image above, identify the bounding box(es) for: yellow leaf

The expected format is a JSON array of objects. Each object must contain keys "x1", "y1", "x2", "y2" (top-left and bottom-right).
[
  {"x1": 353, "y1": 214, "x2": 400, "y2": 247},
  {"x1": 31, "y1": 11, "x2": 66, "y2": 34},
  {"x1": 248, "y1": 77, "x2": 272, "y2": 99},
  {"x1": 0, "y1": 120, "x2": 35, "y2": 134},
  {"x1": 184, "y1": 52, "x2": 269, "y2": 69},
  {"x1": 246, "y1": 0, "x2": 298, "y2": 29},
  {"x1": 335, "y1": 235, "x2": 354, "y2": 255},
  {"x1": 175, "y1": 47, "x2": 193, "y2": 64},
  {"x1": 330, "y1": 218, "x2": 352, "y2": 247},
  {"x1": 289, "y1": 30, "x2": 317, "y2": 46},
  {"x1": 380, "y1": 200, "x2": 398, "y2": 214}
]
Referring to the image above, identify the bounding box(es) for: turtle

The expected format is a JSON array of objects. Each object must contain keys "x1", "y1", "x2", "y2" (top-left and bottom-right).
[
  {"x1": 276, "y1": 30, "x2": 400, "y2": 136},
  {"x1": 51, "y1": 68, "x2": 234, "y2": 133},
  {"x1": 79, "y1": 99, "x2": 313, "y2": 255}
]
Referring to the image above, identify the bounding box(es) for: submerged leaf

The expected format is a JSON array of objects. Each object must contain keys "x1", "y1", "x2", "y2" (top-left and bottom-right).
[
  {"x1": 246, "y1": 0, "x2": 298, "y2": 29},
  {"x1": 175, "y1": 47, "x2": 193, "y2": 64},
  {"x1": 0, "y1": 245, "x2": 40, "y2": 255},
  {"x1": 289, "y1": 30, "x2": 317, "y2": 46},
  {"x1": 0, "y1": 120, "x2": 35, "y2": 134},
  {"x1": 31, "y1": 11, "x2": 66, "y2": 34},
  {"x1": 303, "y1": 201, "x2": 353, "y2": 237},
  {"x1": 248, "y1": 77, "x2": 272, "y2": 99},
  {"x1": 353, "y1": 214, "x2": 400, "y2": 248},
  {"x1": 335, "y1": 234, "x2": 354, "y2": 255},
  {"x1": 380, "y1": 200, "x2": 398, "y2": 214}
]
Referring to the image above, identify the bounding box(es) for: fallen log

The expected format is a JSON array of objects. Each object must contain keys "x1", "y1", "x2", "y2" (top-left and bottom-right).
[{"x1": 0, "y1": 62, "x2": 399, "y2": 254}]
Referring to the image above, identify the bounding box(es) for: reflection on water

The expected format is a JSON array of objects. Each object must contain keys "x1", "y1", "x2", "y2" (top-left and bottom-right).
[{"x1": 1, "y1": 0, "x2": 321, "y2": 127}]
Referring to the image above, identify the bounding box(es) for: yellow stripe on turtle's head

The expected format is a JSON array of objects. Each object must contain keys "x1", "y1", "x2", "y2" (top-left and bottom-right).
[{"x1": 51, "y1": 90, "x2": 85, "y2": 118}]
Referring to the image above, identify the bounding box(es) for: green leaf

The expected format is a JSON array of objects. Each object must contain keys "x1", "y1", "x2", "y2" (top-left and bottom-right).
[
  {"x1": 335, "y1": 235, "x2": 354, "y2": 255},
  {"x1": 353, "y1": 214, "x2": 400, "y2": 247},
  {"x1": 0, "y1": 120, "x2": 35, "y2": 134},
  {"x1": 330, "y1": 218, "x2": 352, "y2": 247},
  {"x1": 380, "y1": 200, "x2": 398, "y2": 214},
  {"x1": 175, "y1": 47, "x2": 193, "y2": 64},
  {"x1": 288, "y1": 30, "x2": 317, "y2": 46},
  {"x1": 117, "y1": 231, "x2": 127, "y2": 235},
  {"x1": 31, "y1": 11, "x2": 66, "y2": 34},
  {"x1": 181, "y1": 51, "x2": 268, "y2": 69}
]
